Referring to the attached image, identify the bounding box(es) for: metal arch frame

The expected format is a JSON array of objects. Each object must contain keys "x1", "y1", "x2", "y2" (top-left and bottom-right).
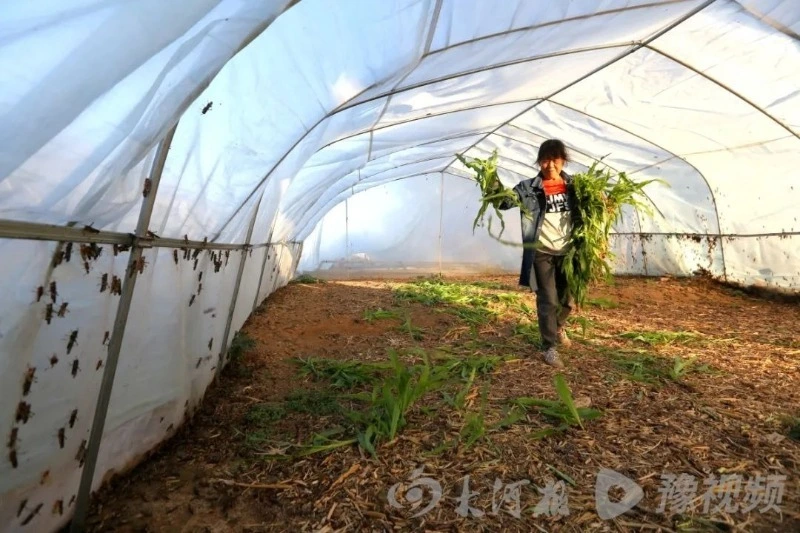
[
  {"x1": 290, "y1": 168, "x2": 474, "y2": 243},
  {"x1": 287, "y1": 147, "x2": 542, "y2": 242},
  {"x1": 366, "y1": 0, "x2": 444, "y2": 163},
  {"x1": 291, "y1": 170, "x2": 454, "y2": 241},
  {"x1": 544, "y1": 99, "x2": 727, "y2": 278},
  {"x1": 486, "y1": 127, "x2": 650, "y2": 270},
  {"x1": 291, "y1": 169, "x2": 468, "y2": 267},
  {"x1": 467, "y1": 144, "x2": 537, "y2": 172},
  {"x1": 275, "y1": 131, "x2": 496, "y2": 230},
  {"x1": 216, "y1": 0, "x2": 697, "y2": 238},
  {"x1": 495, "y1": 127, "x2": 625, "y2": 172},
  {"x1": 277, "y1": 151, "x2": 461, "y2": 230},
  {"x1": 439, "y1": 0, "x2": 718, "y2": 175},
  {"x1": 69, "y1": 125, "x2": 178, "y2": 532},
  {"x1": 215, "y1": 191, "x2": 264, "y2": 380},
  {"x1": 644, "y1": 44, "x2": 799, "y2": 140},
  {"x1": 342, "y1": 0, "x2": 698, "y2": 110},
  {"x1": 730, "y1": 0, "x2": 800, "y2": 42},
  {"x1": 213, "y1": 1, "x2": 719, "y2": 250},
  {"x1": 209, "y1": 0, "x2": 799, "y2": 286},
  {"x1": 213, "y1": 0, "x2": 714, "y2": 239},
  {"x1": 251, "y1": 215, "x2": 282, "y2": 315},
  {"x1": 438, "y1": 171, "x2": 445, "y2": 273},
  {"x1": 212, "y1": 0, "x2": 444, "y2": 242}
]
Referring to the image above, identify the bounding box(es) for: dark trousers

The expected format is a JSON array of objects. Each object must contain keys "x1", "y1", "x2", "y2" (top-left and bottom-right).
[{"x1": 533, "y1": 252, "x2": 573, "y2": 349}]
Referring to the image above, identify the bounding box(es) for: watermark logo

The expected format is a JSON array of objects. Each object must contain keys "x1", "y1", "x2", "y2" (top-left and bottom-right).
[
  {"x1": 658, "y1": 473, "x2": 786, "y2": 515},
  {"x1": 385, "y1": 467, "x2": 787, "y2": 521},
  {"x1": 595, "y1": 468, "x2": 644, "y2": 520},
  {"x1": 387, "y1": 467, "x2": 442, "y2": 517},
  {"x1": 533, "y1": 479, "x2": 570, "y2": 517}
]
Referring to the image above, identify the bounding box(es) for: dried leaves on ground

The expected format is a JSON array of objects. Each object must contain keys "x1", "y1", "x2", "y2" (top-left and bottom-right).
[{"x1": 87, "y1": 275, "x2": 799, "y2": 532}]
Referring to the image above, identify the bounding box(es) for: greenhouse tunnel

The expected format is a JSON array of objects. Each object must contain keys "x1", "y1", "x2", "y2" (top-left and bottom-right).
[{"x1": 1, "y1": 0, "x2": 799, "y2": 530}]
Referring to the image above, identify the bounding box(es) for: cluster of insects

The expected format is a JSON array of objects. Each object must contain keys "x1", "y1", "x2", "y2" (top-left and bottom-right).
[{"x1": 38, "y1": 280, "x2": 69, "y2": 324}]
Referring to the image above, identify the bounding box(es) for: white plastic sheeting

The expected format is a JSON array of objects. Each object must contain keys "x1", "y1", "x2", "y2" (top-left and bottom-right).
[
  {"x1": 2, "y1": 0, "x2": 799, "y2": 531},
  {"x1": 295, "y1": 0, "x2": 799, "y2": 291}
]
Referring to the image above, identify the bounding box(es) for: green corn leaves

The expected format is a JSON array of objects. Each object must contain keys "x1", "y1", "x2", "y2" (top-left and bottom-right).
[
  {"x1": 564, "y1": 162, "x2": 666, "y2": 306},
  {"x1": 456, "y1": 150, "x2": 530, "y2": 236},
  {"x1": 457, "y1": 151, "x2": 664, "y2": 304}
]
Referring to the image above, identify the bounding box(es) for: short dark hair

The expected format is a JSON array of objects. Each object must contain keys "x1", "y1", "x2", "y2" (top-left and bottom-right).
[{"x1": 536, "y1": 139, "x2": 569, "y2": 164}]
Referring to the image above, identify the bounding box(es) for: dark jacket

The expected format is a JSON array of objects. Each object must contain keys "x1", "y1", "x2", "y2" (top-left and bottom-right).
[{"x1": 498, "y1": 171, "x2": 578, "y2": 290}]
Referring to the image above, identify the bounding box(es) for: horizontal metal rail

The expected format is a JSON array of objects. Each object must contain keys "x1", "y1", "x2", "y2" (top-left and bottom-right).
[
  {"x1": 0, "y1": 218, "x2": 299, "y2": 249},
  {"x1": 610, "y1": 231, "x2": 800, "y2": 238}
]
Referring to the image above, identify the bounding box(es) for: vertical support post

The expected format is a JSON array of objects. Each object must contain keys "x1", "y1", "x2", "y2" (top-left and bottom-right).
[
  {"x1": 290, "y1": 242, "x2": 303, "y2": 278},
  {"x1": 215, "y1": 192, "x2": 263, "y2": 379},
  {"x1": 635, "y1": 207, "x2": 649, "y2": 277},
  {"x1": 270, "y1": 243, "x2": 286, "y2": 293},
  {"x1": 345, "y1": 196, "x2": 350, "y2": 267},
  {"x1": 252, "y1": 242, "x2": 273, "y2": 312},
  {"x1": 438, "y1": 172, "x2": 444, "y2": 275},
  {"x1": 70, "y1": 124, "x2": 178, "y2": 532},
  {"x1": 252, "y1": 219, "x2": 278, "y2": 313}
]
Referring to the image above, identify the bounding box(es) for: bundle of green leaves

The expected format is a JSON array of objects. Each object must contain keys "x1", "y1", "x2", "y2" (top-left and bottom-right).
[
  {"x1": 563, "y1": 162, "x2": 664, "y2": 306},
  {"x1": 457, "y1": 150, "x2": 663, "y2": 306},
  {"x1": 456, "y1": 150, "x2": 528, "y2": 236}
]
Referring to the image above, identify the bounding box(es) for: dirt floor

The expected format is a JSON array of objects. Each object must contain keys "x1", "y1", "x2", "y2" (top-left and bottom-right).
[{"x1": 85, "y1": 275, "x2": 799, "y2": 532}]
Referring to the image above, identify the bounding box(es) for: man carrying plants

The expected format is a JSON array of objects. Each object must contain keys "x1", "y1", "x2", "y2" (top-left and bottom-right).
[{"x1": 495, "y1": 139, "x2": 576, "y2": 368}]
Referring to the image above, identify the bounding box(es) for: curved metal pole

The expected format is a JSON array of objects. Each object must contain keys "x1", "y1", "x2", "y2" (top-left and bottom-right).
[
  {"x1": 645, "y1": 44, "x2": 798, "y2": 140},
  {"x1": 546, "y1": 99, "x2": 727, "y2": 280},
  {"x1": 216, "y1": 192, "x2": 264, "y2": 379},
  {"x1": 70, "y1": 123, "x2": 178, "y2": 532}
]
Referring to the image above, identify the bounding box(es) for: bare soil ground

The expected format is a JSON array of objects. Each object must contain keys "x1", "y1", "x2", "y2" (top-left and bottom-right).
[{"x1": 85, "y1": 275, "x2": 799, "y2": 532}]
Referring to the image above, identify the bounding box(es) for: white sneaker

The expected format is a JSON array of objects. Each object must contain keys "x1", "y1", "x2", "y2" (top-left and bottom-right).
[{"x1": 542, "y1": 347, "x2": 565, "y2": 368}]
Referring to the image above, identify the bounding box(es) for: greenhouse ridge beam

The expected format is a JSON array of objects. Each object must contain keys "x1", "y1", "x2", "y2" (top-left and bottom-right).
[
  {"x1": 70, "y1": 124, "x2": 178, "y2": 533},
  {"x1": 340, "y1": 42, "x2": 631, "y2": 114},
  {"x1": 312, "y1": 97, "x2": 543, "y2": 158},
  {"x1": 340, "y1": 0, "x2": 695, "y2": 111},
  {"x1": 427, "y1": 0, "x2": 695, "y2": 54},
  {"x1": 366, "y1": 0, "x2": 443, "y2": 162},
  {"x1": 440, "y1": 0, "x2": 717, "y2": 176}
]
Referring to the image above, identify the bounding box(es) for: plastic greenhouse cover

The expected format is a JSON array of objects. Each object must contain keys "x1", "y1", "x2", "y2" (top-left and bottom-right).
[{"x1": 2, "y1": 0, "x2": 800, "y2": 530}]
